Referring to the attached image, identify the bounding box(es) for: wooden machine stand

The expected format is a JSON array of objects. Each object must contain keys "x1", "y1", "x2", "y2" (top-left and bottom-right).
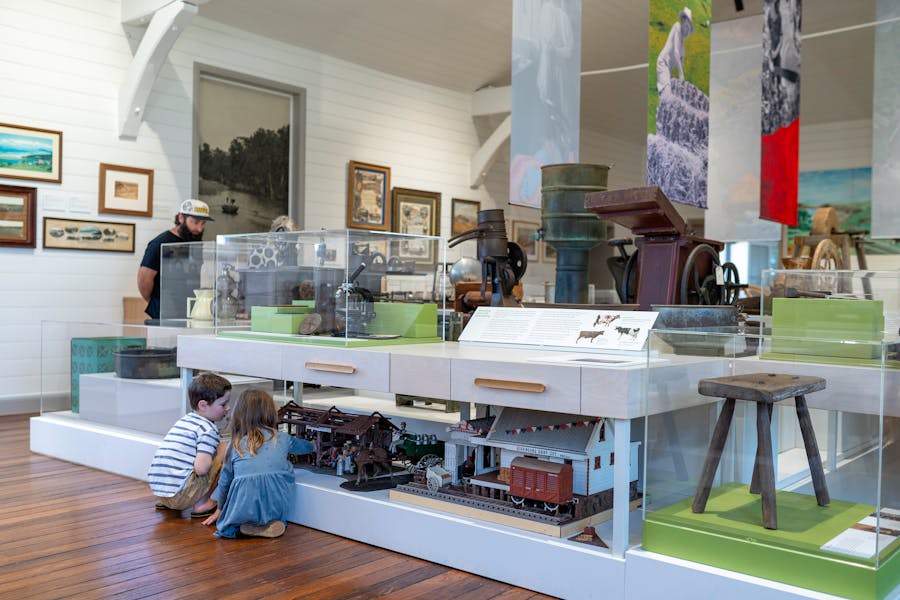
[{"x1": 585, "y1": 186, "x2": 725, "y2": 309}]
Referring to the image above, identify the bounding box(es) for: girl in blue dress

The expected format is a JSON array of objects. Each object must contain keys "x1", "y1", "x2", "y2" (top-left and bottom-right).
[{"x1": 202, "y1": 388, "x2": 315, "y2": 538}]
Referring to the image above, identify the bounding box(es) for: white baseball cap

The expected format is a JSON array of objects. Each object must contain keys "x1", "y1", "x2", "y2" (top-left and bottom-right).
[{"x1": 179, "y1": 199, "x2": 214, "y2": 221}]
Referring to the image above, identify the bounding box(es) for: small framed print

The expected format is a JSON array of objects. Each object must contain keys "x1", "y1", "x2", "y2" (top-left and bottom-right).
[
  {"x1": 43, "y1": 217, "x2": 135, "y2": 253},
  {"x1": 98, "y1": 163, "x2": 154, "y2": 217},
  {"x1": 347, "y1": 160, "x2": 391, "y2": 231},
  {"x1": 392, "y1": 187, "x2": 441, "y2": 265},
  {"x1": 451, "y1": 198, "x2": 480, "y2": 236},
  {"x1": 542, "y1": 241, "x2": 557, "y2": 263},
  {"x1": 0, "y1": 122, "x2": 62, "y2": 183},
  {"x1": 0, "y1": 184, "x2": 37, "y2": 248},
  {"x1": 512, "y1": 220, "x2": 540, "y2": 262}
]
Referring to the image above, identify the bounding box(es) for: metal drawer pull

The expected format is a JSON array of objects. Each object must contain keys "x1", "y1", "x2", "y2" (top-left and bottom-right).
[
  {"x1": 304, "y1": 362, "x2": 356, "y2": 374},
  {"x1": 473, "y1": 377, "x2": 545, "y2": 393}
]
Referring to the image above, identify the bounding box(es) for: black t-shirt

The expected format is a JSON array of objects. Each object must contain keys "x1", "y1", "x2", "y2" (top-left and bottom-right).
[{"x1": 140, "y1": 230, "x2": 182, "y2": 319}]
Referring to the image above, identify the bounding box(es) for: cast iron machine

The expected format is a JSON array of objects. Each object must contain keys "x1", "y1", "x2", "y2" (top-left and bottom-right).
[
  {"x1": 584, "y1": 186, "x2": 742, "y2": 309},
  {"x1": 447, "y1": 209, "x2": 527, "y2": 307}
]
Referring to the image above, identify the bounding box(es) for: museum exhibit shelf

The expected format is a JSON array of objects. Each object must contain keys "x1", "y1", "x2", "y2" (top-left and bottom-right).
[
  {"x1": 212, "y1": 228, "x2": 446, "y2": 345},
  {"x1": 642, "y1": 328, "x2": 900, "y2": 600},
  {"x1": 30, "y1": 319, "x2": 262, "y2": 479}
]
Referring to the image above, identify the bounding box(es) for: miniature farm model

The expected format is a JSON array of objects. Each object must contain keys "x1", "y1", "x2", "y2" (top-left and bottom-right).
[{"x1": 391, "y1": 407, "x2": 642, "y2": 538}]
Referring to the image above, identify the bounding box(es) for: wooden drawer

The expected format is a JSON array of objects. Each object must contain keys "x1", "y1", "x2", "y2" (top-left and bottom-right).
[
  {"x1": 451, "y1": 359, "x2": 580, "y2": 413},
  {"x1": 281, "y1": 346, "x2": 390, "y2": 392}
]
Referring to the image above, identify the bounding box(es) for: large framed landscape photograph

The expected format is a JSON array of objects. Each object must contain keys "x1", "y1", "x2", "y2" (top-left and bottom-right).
[
  {"x1": 0, "y1": 184, "x2": 37, "y2": 248},
  {"x1": 0, "y1": 122, "x2": 62, "y2": 183},
  {"x1": 43, "y1": 217, "x2": 135, "y2": 253}
]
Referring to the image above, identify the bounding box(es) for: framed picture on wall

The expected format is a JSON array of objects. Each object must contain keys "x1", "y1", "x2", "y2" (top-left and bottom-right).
[
  {"x1": 43, "y1": 217, "x2": 135, "y2": 253},
  {"x1": 347, "y1": 160, "x2": 391, "y2": 231},
  {"x1": 392, "y1": 187, "x2": 441, "y2": 264},
  {"x1": 98, "y1": 163, "x2": 154, "y2": 217},
  {"x1": 451, "y1": 198, "x2": 480, "y2": 237},
  {"x1": 0, "y1": 184, "x2": 37, "y2": 248},
  {"x1": 512, "y1": 220, "x2": 540, "y2": 262},
  {"x1": 0, "y1": 122, "x2": 62, "y2": 183},
  {"x1": 542, "y1": 241, "x2": 557, "y2": 263}
]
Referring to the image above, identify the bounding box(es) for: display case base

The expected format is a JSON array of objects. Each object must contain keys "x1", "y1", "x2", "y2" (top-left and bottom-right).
[{"x1": 643, "y1": 483, "x2": 900, "y2": 600}]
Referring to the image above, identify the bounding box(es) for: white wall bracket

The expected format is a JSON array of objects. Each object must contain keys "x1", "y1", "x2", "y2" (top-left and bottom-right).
[
  {"x1": 469, "y1": 85, "x2": 511, "y2": 189},
  {"x1": 118, "y1": 0, "x2": 202, "y2": 138}
]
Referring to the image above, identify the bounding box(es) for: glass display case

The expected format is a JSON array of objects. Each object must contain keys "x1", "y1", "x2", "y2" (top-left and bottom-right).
[
  {"x1": 40, "y1": 320, "x2": 271, "y2": 437},
  {"x1": 642, "y1": 328, "x2": 900, "y2": 599},
  {"x1": 213, "y1": 229, "x2": 446, "y2": 346},
  {"x1": 159, "y1": 240, "x2": 216, "y2": 325}
]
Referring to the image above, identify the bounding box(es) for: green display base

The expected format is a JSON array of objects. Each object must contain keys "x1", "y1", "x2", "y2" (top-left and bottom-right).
[
  {"x1": 759, "y1": 351, "x2": 900, "y2": 369},
  {"x1": 218, "y1": 330, "x2": 442, "y2": 347},
  {"x1": 643, "y1": 483, "x2": 900, "y2": 599}
]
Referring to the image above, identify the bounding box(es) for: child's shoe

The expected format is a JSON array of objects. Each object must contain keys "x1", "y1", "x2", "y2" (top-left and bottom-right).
[{"x1": 240, "y1": 520, "x2": 286, "y2": 538}]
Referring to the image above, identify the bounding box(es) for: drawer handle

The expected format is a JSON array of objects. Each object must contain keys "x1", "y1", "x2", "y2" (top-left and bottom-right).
[
  {"x1": 305, "y1": 362, "x2": 356, "y2": 374},
  {"x1": 473, "y1": 377, "x2": 545, "y2": 393}
]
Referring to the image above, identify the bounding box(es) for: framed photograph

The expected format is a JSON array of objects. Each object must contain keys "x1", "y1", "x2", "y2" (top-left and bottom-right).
[
  {"x1": 542, "y1": 241, "x2": 557, "y2": 263},
  {"x1": 0, "y1": 122, "x2": 62, "y2": 183},
  {"x1": 392, "y1": 187, "x2": 441, "y2": 264},
  {"x1": 512, "y1": 220, "x2": 540, "y2": 262},
  {"x1": 347, "y1": 160, "x2": 391, "y2": 231},
  {"x1": 0, "y1": 184, "x2": 37, "y2": 248},
  {"x1": 98, "y1": 163, "x2": 154, "y2": 217},
  {"x1": 451, "y1": 198, "x2": 480, "y2": 237},
  {"x1": 43, "y1": 217, "x2": 135, "y2": 253}
]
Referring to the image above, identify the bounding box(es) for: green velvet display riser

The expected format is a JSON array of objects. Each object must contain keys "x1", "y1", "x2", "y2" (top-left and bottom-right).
[{"x1": 643, "y1": 483, "x2": 900, "y2": 600}]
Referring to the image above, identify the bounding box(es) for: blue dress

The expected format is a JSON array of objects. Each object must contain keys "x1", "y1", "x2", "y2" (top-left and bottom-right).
[{"x1": 212, "y1": 431, "x2": 313, "y2": 538}]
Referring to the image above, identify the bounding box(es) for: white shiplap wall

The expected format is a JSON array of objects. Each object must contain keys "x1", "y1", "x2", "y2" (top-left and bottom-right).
[{"x1": 0, "y1": 0, "x2": 501, "y2": 411}]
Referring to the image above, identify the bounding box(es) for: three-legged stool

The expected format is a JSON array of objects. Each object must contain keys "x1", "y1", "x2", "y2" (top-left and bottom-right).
[{"x1": 692, "y1": 373, "x2": 829, "y2": 530}]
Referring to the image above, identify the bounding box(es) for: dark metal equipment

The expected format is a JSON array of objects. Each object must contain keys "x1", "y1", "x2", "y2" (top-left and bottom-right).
[
  {"x1": 585, "y1": 186, "x2": 741, "y2": 309},
  {"x1": 447, "y1": 209, "x2": 527, "y2": 307},
  {"x1": 539, "y1": 164, "x2": 610, "y2": 304}
]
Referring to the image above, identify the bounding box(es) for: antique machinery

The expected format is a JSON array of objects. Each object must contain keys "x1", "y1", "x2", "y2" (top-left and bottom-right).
[
  {"x1": 447, "y1": 209, "x2": 527, "y2": 307},
  {"x1": 584, "y1": 186, "x2": 741, "y2": 309},
  {"x1": 539, "y1": 163, "x2": 610, "y2": 304}
]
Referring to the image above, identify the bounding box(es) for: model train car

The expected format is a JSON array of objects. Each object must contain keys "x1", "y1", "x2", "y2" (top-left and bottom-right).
[{"x1": 508, "y1": 456, "x2": 575, "y2": 512}]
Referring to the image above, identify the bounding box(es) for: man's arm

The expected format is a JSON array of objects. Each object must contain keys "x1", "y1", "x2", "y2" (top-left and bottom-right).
[{"x1": 137, "y1": 266, "x2": 156, "y2": 301}]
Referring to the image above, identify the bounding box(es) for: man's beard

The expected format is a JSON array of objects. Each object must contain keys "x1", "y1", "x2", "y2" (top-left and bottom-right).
[{"x1": 177, "y1": 222, "x2": 203, "y2": 242}]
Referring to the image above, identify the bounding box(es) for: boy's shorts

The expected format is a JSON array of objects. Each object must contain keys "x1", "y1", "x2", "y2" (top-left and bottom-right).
[{"x1": 154, "y1": 459, "x2": 223, "y2": 511}]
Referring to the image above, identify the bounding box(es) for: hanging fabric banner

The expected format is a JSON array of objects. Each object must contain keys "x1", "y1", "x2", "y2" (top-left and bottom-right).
[
  {"x1": 871, "y1": 0, "x2": 900, "y2": 238},
  {"x1": 759, "y1": 0, "x2": 802, "y2": 225},
  {"x1": 647, "y1": 1, "x2": 711, "y2": 208},
  {"x1": 510, "y1": 0, "x2": 581, "y2": 208},
  {"x1": 706, "y1": 14, "x2": 780, "y2": 243}
]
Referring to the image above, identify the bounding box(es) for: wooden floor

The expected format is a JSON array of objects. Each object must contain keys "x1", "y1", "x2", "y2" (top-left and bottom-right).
[{"x1": 0, "y1": 414, "x2": 555, "y2": 599}]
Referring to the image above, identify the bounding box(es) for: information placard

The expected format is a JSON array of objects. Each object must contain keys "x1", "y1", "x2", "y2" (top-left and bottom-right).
[{"x1": 459, "y1": 307, "x2": 659, "y2": 352}]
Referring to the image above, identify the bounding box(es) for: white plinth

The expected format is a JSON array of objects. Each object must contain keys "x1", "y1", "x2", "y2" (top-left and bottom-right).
[{"x1": 287, "y1": 467, "x2": 626, "y2": 600}]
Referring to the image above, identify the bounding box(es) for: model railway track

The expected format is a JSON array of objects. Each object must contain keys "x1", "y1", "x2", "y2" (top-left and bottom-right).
[{"x1": 395, "y1": 483, "x2": 572, "y2": 525}]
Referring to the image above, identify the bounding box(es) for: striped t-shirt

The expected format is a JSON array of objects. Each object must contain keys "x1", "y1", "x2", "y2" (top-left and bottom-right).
[{"x1": 148, "y1": 412, "x2": 220, "y2": 497}]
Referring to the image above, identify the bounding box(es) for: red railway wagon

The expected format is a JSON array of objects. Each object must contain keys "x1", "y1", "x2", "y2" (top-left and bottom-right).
[{"x1": 508, "y1": 456, "x2": 574, "y2": 508}]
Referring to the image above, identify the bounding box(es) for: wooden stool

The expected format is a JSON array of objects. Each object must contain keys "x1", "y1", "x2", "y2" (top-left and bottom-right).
[{"x1": 692, "y1": 373, "x2": 829, "y2": 530}]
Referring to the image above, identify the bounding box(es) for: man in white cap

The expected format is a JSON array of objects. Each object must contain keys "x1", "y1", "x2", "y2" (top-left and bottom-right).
[
  {"x1": 656, "y1": 7, "x2": 694, "y2": 98},
  {"x1": 137, "y1": 199, "x2": 214, "y2": 322}
]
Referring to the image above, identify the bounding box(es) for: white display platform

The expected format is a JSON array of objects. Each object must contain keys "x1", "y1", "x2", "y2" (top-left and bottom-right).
[
  {"x1": 30, "y1": 412, "x2": 161, "y2": 481},
  {"x1": 287, "y1": 467, "x2": 626, "y2": 600}
]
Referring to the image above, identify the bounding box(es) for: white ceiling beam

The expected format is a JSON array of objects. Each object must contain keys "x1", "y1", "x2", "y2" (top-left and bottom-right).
[
  {"x1": 470, "y1": 114, "x2": 510, "y2": 189},
  {"x1": 118, "y1": 1, "x2": 200, "y2": 138},
  {"x1": 471, "y1": 85, "x2": 511, "y2": 117},
  {"x1": 121, "y1": 0, "x2": 207, "y2": 26}
]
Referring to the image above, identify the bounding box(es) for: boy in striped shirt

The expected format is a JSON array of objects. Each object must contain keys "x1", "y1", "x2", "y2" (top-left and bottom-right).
[{"x1": 148, "y1": 372, "x2": 232, "y2": 517}]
